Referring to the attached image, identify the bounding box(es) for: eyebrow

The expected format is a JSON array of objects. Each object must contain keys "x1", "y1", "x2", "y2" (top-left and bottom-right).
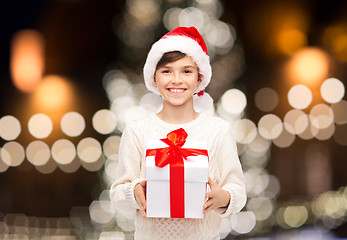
[{"x1": 160, "y1": 64, "x2": 197, "y2": 69}]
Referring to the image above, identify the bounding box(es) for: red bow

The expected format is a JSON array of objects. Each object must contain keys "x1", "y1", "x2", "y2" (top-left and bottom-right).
[{"x1": 146, "y1": 128, "x2": 208, "y2": 218}]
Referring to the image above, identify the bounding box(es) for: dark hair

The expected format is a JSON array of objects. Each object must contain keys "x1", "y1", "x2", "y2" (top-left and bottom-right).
[
  {"x1": 155, "y1": 51, "x2": 201, "y2": 82},
  {"x1": 155, "y1": 51, "x2": 187, "y2": 70}
]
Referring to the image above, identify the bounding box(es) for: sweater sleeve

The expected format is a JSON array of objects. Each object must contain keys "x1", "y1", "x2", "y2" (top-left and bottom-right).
[
  {"x1": 212, "y1": 124, "x2": 247, "y2": 217},
  {"x1": 109, "y1": 123, "x2": 145, "y2": 214}
]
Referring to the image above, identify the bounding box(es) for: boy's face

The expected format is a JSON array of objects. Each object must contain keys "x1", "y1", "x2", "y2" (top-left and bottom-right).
[{"x1": 154, "y1": 56, "x2": 200, "y2": 108}]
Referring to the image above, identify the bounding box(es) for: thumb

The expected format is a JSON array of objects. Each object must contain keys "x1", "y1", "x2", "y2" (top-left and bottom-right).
[
  {"x1": 140, "y1": 180, "x2": 147, "y2": 188},
  {"x1": 208, "y1": 178, "x2": 217, "y2": 189}
]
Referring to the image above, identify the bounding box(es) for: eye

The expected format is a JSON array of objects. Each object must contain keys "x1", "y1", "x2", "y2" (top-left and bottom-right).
[
  {"x1": 161, "y1": 70, "x2": 170, "y2": 74},
  {"x1": 184, "y1": 70, "x2": 192, "y2": 74}
]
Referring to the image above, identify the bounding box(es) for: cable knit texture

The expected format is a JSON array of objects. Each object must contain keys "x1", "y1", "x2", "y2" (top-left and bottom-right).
[{"x1": 110, "y1": 111, "x2": 246, "y2": 240}]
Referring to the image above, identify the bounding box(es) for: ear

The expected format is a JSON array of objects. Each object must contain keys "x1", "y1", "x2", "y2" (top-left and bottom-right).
[
  {"x1": 197, "y1": 78, "x2": 202, "y2": 87},
  {"x1": 197, "y1": 73, "x2": 202, "y2": 87},
  {"x1": 153, "y1": 75, "x2": 157, "y2": 87}
]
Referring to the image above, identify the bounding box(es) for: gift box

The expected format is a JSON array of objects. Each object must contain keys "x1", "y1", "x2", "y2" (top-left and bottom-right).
[{"x1": 145, "y1": 128, "x2": 209, "y2": 219}]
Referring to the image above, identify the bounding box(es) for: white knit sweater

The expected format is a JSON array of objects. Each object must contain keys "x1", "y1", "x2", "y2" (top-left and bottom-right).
[{"x1": 110, "y1": 111, "x2": 246, "y2": 240}]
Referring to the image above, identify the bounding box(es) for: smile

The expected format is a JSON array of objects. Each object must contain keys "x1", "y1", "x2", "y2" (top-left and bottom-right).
[{"x1": 168, "y1": 88, "x2": 185, "y2": 93}]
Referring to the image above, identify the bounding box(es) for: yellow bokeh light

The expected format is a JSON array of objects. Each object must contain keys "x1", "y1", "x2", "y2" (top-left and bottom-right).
[
  {"x1": 276, "y1": 28, "x2": 307, "y2": 55},
  {"x1": 322, "y1": 24, "x2": 347, "y2": 62},
  {"x1": 33, "y1": 75, "x2": 73, "y2": 112},
  {"x1": 283, "y1": 206, "x2": 308, "y2": 228},
  {"x1": 10, "y1": 29, "x2": 44, "y2": 92},
  {"x1": 286, "y1": 47, "x2": 330, "y2": 87}
]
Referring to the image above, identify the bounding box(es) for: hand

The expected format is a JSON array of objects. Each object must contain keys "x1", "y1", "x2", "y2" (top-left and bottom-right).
[
  {"x1": 134, "y1": 180, "x2": 147, "y2": 217},
  {"x1": 203, "y1": 178, "x2": 230, "y2": 214}
]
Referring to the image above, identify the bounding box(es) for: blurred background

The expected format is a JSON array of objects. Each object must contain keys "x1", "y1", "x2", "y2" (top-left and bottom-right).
[{"x1": 1, "y1": 0, "x2": 347, "y2": 239}]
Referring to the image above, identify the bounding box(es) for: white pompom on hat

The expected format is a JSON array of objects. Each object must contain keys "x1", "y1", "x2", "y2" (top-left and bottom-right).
[{"x1": 143, "y1": 26, "x2": 213, "y2": 112}]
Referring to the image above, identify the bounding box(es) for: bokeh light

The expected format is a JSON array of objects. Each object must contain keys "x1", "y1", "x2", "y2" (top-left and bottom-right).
[
  {"x1": 286, "y1": 47, "x2": 330, "y2": 87},
  {"x1": 178, "y1": 7, "x2": 206, "y2": 30},
  {"x1": 297, "y1": 121, "x2": 319, "y2": 140},
  {"x1": 103, "y1": 136, "x2": 121, "y2": 161},
  {"x1": 244, "y1": 168, "x2": 270, "y2": 197},
  {"x1": 258, "y1": 114, "x2": 283, "y2": 140},
  {"x1": 35, "y1": 157, "x2": 57, "y2": 174},
  {"x1": 254, "y1": 87, "x2": 279, "y2": 112},
  {"x1": 61, "y1": 112, "x2": 85, "y2": 137},
  {"x1": 139, "y1": 93, "x2": 163, "y2": 113},
  {"x1": 10, "y1": 29, "x2": 44, "y2": 92},
  {"x1": 115, "y1": 211, "x2": 136, "y2": 232},
  {"x1": 331, "y1": 100, "x2": 347, "y2": 124},
  {"x1": 276, "y1": 28, "x2": 307, "y2": 55},
  {"x1": 0, "y1": 115, "x2": 21, "y2": 141},
  {"x1": 32, "y1": 75, "x2": 73, "y2": 112},
  {"x1": 232, "y1": 119, "x2": 257, "y2": 144},
  {"x1": 103, "y1": 73, "x2": 133, "y2": 102},
  {"x1": 104, "y1": 157, "x2": 119, "y2": 186},
  {"x1": 28, "y1": 113, "x2": 53, "y2": 139},
  {"x1": 205, "y1": 20, "x2": 235, "y2": 54},
  {"x1": 81, "y1": 155, "x2": 105, "y2": 172},
  {"x1": 0, "y1": 142, "x2": 25, "y2": 167},
  {"x1": 230, "y1": 211, "x2": 256, "y2": 234},
  {"x1": 26, "y1": 140, "x2": 50, "y2": 166},
  {"x1": 163, "y1": 8, "x2": 182, "y2": 31},
  {"x1": 309, "y1": 104, "x2": 334, "y2": 129},
  {"x1": 77, "y1": 138, "x2": 102, "y2": 164},
  {"x1": 283, "y1": 205, "x2": 308, "y2": 228},
  {"x1": 221, "y1": 89, "x2": 247, "y2": 115},
  {"x1": 273, "y1": 128, "x2": 295, "y2": 148},
  {"x1": 248, "y1": 134, "x2": 271, "y2": 154},
  {"x1": 334, "y1": 124, "x2": 347, "y2": 145},
  {"x1": 283, "y1": 109, "x2": 309, "y2": 134},
  {"x1": 322, "y1": 24, "x2": 347, "y2": 62},
  {"x1": 58, "y1": 157, "x2": 80, "y2": 174},
  {"x1": 51, "y1": 139, "x2": 76, "y2": 165},
  {"x1": 0, "y1": 151, "x2": 10, "y2": 172},
  {"x1": 92, "y1": 109, "x2": 117, "y2": 135},
  {"x1": 89, "y1": 200, "x2": 114, "y2": 226},
  {"x1": 320, "y1": 78, "x2": 345, "y2": 104},
  {"x1": 246, "y1": 197, "x2": 273, "y2": 221},
  {"x1": 315, "y1": 123, "x2": 335, "y2": 141},
  {"x1": 127, "y1": 0, "x2": 161, "y2": 27},
  {"x1": 287, "y1": 84, "x2": 312, "y2": 109}
]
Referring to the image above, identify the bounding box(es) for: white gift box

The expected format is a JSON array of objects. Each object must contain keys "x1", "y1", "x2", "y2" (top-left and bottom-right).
[{"x1": 145, "y1": 139, "x2": 209, "y2": 219}]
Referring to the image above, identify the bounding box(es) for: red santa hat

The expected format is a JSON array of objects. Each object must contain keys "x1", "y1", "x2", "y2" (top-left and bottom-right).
[{"x1": 143, "y1": 27, "x2": 213, "y2": 112}]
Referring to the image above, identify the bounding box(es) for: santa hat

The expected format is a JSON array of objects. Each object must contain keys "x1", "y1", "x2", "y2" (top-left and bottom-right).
[{"x1": 143, "y1": 26, "x2": 213, "y2": 112}]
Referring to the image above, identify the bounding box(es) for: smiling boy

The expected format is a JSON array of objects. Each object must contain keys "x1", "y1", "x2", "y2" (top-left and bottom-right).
[{"x1": 110, "y1": 27, "x2": 246, "y2": 240}]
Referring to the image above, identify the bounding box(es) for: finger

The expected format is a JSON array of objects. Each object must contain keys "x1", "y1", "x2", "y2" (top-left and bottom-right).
[
  {"x1": 203, "y1": 201, "x2": 214, "y2": 214},
  {"x1": 205, "y1": 191, "x2": 214, "y2": 199},
  {"x1": 141, "y1": 204, "x2": 147, "y2": 217},
  {"x1": 203, "y1": 200, "x2": 212, "y2": 210},
  {"x1": 139, "y1": 197, "x2": 147, "y2": 217}
]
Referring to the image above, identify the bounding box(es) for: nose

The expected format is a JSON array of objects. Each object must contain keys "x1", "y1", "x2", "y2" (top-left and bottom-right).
[{"x1": 171, "y1": 72, "x2": 182, "y2": 84}]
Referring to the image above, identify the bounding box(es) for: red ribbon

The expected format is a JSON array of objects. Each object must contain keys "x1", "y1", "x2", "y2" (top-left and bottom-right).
[{"x1": 146, "y1": 128, "x2": 208, "y2": 218}]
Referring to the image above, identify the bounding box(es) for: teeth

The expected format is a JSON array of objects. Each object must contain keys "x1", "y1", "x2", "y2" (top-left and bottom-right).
[{"x1": 170, "y1": 89, "x2": 184, "y2": 93}]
